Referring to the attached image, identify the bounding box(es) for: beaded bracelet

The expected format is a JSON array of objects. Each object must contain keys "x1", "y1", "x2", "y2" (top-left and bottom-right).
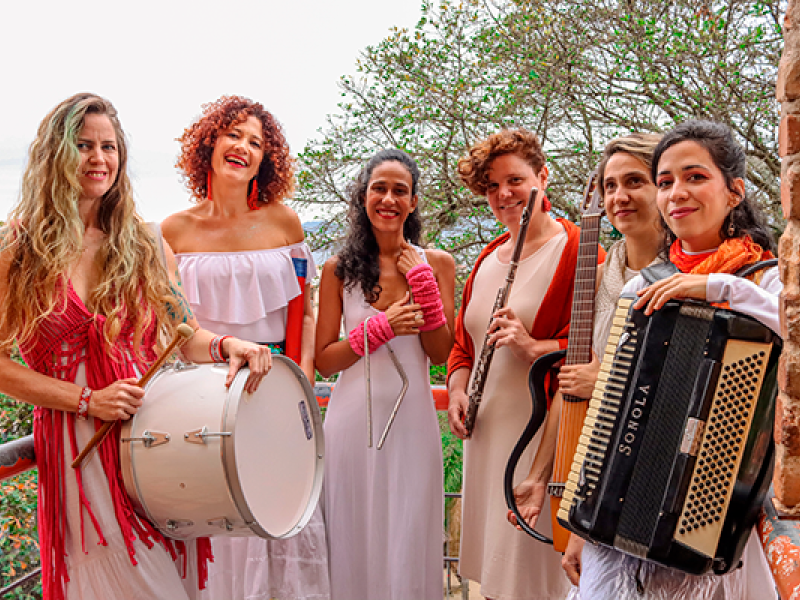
[
  {"x1": 77, "y1": 387, "x2": 92, "y2": 420},
  {"x1": 209, "y1": 335, "x2": 232, "y2": 363}
]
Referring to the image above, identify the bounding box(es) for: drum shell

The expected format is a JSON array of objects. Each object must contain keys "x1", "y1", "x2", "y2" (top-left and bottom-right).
[{"x1": 120, "y1": 357, "x2": 323, "y2": 540}]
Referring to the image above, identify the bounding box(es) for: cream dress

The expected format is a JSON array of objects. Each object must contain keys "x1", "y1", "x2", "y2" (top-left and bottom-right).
[
  {"x1": 460, "y1": 230, "x2": 572, "y2": 600},
  {"x1": 176, "y1": 242, "x2": 330, "y2": 600}
]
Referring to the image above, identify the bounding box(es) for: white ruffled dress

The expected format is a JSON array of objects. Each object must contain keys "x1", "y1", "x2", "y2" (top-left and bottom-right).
[{"x1": 176, "y1": 242, "x2": 330, "y2": 600}]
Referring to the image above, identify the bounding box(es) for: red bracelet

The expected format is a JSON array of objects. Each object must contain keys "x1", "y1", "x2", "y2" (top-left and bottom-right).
[
  {"x1": 77, "y1": 387, "x2": 92, "y2": 420},
  {"x1": 209, "y1": 335, "x2": 232, "y2": 363}
]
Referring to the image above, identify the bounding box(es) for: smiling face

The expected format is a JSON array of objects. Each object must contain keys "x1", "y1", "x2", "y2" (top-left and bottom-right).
[
  {"x1": 76, "y1": 113, "x2": 119, "y2": 203},
  {"x1": 655, "y1": 141, "x2": 744, "y2": 252},
  {"x1": 363, "y1": 160, "x2": 418, "y2": 235},
  {"x1": 210, "y1": 115, "x2": 265, "y2": 184},
  {"x1": 485, "y1": 153, "x2": 548, "y2": 227},
  {"x1": 603, "y1": 151, "x2": 660, "y2": 240}
]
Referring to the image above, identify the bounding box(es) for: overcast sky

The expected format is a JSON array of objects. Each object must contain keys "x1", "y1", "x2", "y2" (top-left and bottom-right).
[{"x1": 0, "y1": 0, "x2": 422, "y2": 223}]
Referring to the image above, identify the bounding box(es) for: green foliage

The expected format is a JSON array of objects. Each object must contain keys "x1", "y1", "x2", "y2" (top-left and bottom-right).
[
  {"x1": 293, "y1": 0, "x2": 784, "y2": 275},
  {"x1": 0, "y1": 351, "x2": 40, "y2": 599},
  {"x1": 430, "y1": 363, "x2": 447, "y2": 385},
  {"x1": 439, "y1": 412, "x2": 463, "y2": 495}
]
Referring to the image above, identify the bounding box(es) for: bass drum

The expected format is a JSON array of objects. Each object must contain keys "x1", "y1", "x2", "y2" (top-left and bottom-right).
[{"x1": 120, "y1": 356, "x2": 323, "y2": 540}]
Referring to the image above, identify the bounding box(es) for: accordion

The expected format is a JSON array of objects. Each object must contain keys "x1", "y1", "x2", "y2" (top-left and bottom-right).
[{"x1": 560, "y1": 295, "x2": 781, "y2": 575}]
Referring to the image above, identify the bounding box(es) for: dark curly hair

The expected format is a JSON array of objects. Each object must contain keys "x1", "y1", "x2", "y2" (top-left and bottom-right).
[
  {"x1": 176, "y1": 95, "x2": 294, "y2": 204},
  {"x1": 652, "y1": 120, "x2": 775, "y2": 254},
  {"x1": 335, "y1": 149, "x2": 422, "y2": 304},
  {"x1": 457, "y1": 128, "x2": 546, "y2": 196}
]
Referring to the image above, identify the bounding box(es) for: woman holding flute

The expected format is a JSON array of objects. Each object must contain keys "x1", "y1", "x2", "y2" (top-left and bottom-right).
[
  {"x1": 0, "y1": 93, "x2": 271, "y2": 600},
  {"x1": 447, "y1": 128, "x2": 604, "y2": 600},
  {"x1": 315, "y1": 148, "x2": 455, "y2": 600}
]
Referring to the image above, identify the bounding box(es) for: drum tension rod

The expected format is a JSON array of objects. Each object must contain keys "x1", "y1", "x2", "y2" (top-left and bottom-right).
[
  {"x1": 184, "y1": 425, "x2": 232, "y2": 445},
  {"x1": 121, "y1": 430, "x2": 170, "y2": 448}
]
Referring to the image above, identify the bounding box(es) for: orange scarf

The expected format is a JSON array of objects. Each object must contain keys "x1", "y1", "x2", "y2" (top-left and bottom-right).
[{"x1": 669, "y1": 236, "x2": 774, "y2": 276}]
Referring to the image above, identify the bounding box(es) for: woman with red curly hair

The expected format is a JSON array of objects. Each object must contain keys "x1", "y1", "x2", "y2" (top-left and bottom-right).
[
  {"x1": 447, "y1": 128, "x2": 604, "y2": 600},
  {"x1": 162, "y1": 96, "x2": 328, "y2": 600}
]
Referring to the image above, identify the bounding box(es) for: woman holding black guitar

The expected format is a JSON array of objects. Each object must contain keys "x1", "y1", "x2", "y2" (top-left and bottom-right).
[{"x1": 508, "y1": 132, "x2": 663, "y2": 585}]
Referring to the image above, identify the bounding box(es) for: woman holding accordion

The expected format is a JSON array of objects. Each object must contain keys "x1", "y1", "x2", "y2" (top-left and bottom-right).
[
  {"x1": 447, "y1": 128, "x2": 604, "y2": 600},
  {"x1": 579, "y1": 121, "x2": 778, "y2": 599}
]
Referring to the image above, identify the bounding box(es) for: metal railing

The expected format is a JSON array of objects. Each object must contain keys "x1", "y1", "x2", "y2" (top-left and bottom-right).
[{"x1": 5, "y1": 386, "x2": 796, "y2": 599}]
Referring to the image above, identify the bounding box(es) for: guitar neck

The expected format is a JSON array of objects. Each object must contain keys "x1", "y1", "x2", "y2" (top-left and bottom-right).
[{"x1": 564, "y1": 214, "x2": 602, "y2": 367}]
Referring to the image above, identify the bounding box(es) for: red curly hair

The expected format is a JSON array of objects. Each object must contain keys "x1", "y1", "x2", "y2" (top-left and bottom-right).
[
  {"x1": 177, "y1": 95, "x2": 295, "y2": 204},
  {"x1": 457, "y1": 128, "x2": 546, "y2": 196}
]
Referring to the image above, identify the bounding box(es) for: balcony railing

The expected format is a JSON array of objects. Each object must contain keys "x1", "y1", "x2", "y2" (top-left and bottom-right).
[{"x1": 2, "y1": 384, "x2": 798, "y2": 599}]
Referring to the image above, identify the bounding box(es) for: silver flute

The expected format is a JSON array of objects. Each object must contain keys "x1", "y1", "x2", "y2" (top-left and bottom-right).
[{"x1": 463, "y1": 187, "x2": 539, "y2": 436}]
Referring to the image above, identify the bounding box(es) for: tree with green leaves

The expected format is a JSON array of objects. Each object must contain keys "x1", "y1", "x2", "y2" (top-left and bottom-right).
[{"x1": 294, "y1": 0, "x2": 783, "y2": 273}]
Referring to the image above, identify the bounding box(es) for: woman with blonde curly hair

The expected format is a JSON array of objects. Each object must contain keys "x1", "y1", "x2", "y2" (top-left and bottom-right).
[
  {"x1": 162, "y1": 96, "x2": 328, "y2": 600},
  {"x1": 0, "y1": 93, "x2": 271, "y2": 600},
  {"x1": 447, "y1": 128, "x2": 604, "y2": 600}
]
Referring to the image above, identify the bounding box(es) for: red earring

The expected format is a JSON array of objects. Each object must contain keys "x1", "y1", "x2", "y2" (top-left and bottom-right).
[
  {"x1": 542, "y1": 195, "x2": 552, "y2": 212},
  {"x1": 207, "y1": 172, "x2": 213, "y2": 201},
  {"x1": 247, "y1": 179, "x2": 260, "y2": 210}
]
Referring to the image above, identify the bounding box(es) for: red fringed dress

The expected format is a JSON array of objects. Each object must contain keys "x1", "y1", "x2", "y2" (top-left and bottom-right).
[{"x1": 18, "y1": 283, "x2": 195, "y2": 600}]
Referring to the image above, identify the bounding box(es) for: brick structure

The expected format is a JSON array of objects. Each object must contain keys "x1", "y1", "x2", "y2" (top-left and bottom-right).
[{"x1": 777, "y1": 0, "x2": 800, "y2": 510}]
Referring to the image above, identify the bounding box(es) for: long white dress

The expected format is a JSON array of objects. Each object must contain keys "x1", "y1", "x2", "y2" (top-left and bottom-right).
[
  {"x1": 176, "y1": 242, "x2": 330, "y2": 600},
  {"x1": 323, "y1": 282, "x2": 444, "y2": 600},
  {"x1": 459, "y1": 231, "x2": 572, "y2": 600}
]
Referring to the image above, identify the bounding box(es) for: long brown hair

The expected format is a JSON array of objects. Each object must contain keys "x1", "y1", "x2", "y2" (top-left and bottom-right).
[{"x1": 1, "y1": 93, "x2": 175, "y2": 354}]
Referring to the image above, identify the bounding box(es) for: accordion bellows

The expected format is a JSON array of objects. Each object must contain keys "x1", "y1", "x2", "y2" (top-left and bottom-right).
[{"x1": 560, "y1": 295, "x2": 781, "y2": 575}]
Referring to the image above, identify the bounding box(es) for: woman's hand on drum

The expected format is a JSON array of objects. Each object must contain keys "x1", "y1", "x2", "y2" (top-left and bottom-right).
[
  {"x1": 385, "y1": 292, "x2": 423, "y2": 336},
  {"x1": 396, "y1": 241, "x2": 424, "y2": 276},
  {"x1": 558, "y1": 354, "x2": 600, "y2": 400},
  {"x1": 224, "y1": 339, "x2": 272, "y2": 394},
  {"x1": 634, "y1": 273, "x2": 708, "y2": 315},
  {"x1": 506, "y1": 477, "x2": 546, "y2": 531},
  {"x1": 91, "y1": 378, "x2": 145, "y2": 421}
]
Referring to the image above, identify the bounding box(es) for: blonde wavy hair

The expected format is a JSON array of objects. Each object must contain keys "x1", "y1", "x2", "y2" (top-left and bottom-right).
[{"x1": 0, "y1": 93, "x2": 176, "y2": 355}]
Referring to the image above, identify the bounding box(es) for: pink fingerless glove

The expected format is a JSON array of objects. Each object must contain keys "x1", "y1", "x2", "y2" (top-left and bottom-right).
[
  {"x1": 348, "y1": 312, "x2": 396, "y2": 356},
  {"x1": 406, "y1": 263, "x2": 447, "y2": 331}
]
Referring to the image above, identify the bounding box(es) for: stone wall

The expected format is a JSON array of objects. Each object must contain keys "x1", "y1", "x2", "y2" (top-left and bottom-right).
[{"x1": 776, "y1": 0, "x2": 800, "y2": 509}]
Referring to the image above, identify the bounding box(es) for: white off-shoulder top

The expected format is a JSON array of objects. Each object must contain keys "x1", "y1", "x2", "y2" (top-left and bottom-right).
[{"x1": 175, "y1": 241, "x2": 316, "y2": 343}]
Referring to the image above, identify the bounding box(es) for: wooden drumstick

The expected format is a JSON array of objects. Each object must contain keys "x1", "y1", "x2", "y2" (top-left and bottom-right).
[{"x1": 71, "y1": 323, "x2": 195, "y2": 469}]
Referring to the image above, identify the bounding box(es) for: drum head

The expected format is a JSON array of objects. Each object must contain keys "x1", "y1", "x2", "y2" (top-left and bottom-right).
[{"x1": 225, "y1": 355, "x2": 323, "y2": 539}]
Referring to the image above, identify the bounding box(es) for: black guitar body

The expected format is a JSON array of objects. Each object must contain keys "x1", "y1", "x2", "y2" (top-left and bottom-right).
[{"x1": 503, "y1": 349, "x2": 566, "y2": 544}]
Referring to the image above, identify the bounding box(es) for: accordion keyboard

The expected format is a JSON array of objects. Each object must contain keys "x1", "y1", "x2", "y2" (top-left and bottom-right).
[{"x1": 560, "y1": 297, "x2": 635, "y2": 522}]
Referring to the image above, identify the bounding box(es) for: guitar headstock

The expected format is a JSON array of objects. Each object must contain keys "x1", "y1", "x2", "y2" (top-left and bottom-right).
[{"x1": 581, "y1": 170, "x2": 605, "y2": 218}]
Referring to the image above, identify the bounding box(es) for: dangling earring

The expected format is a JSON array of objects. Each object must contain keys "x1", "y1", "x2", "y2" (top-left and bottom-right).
[
  {"x1": 247, "y1": 178, "x2": 260, "y2": 211},
  {"x1": 207, "y1": 172, "x2": 213, "y2": 201},
  {"x1": 727, "y1": 217, "x2": 735, "y2": 238},
  {"x1": 542, "y1": 195, "x2": 552, "y2": 212}
]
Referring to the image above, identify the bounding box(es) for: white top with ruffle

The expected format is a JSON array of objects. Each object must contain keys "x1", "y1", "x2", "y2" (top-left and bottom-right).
[{"x1": 175, "y1": 242, "x2": 316, "y2": 343}]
